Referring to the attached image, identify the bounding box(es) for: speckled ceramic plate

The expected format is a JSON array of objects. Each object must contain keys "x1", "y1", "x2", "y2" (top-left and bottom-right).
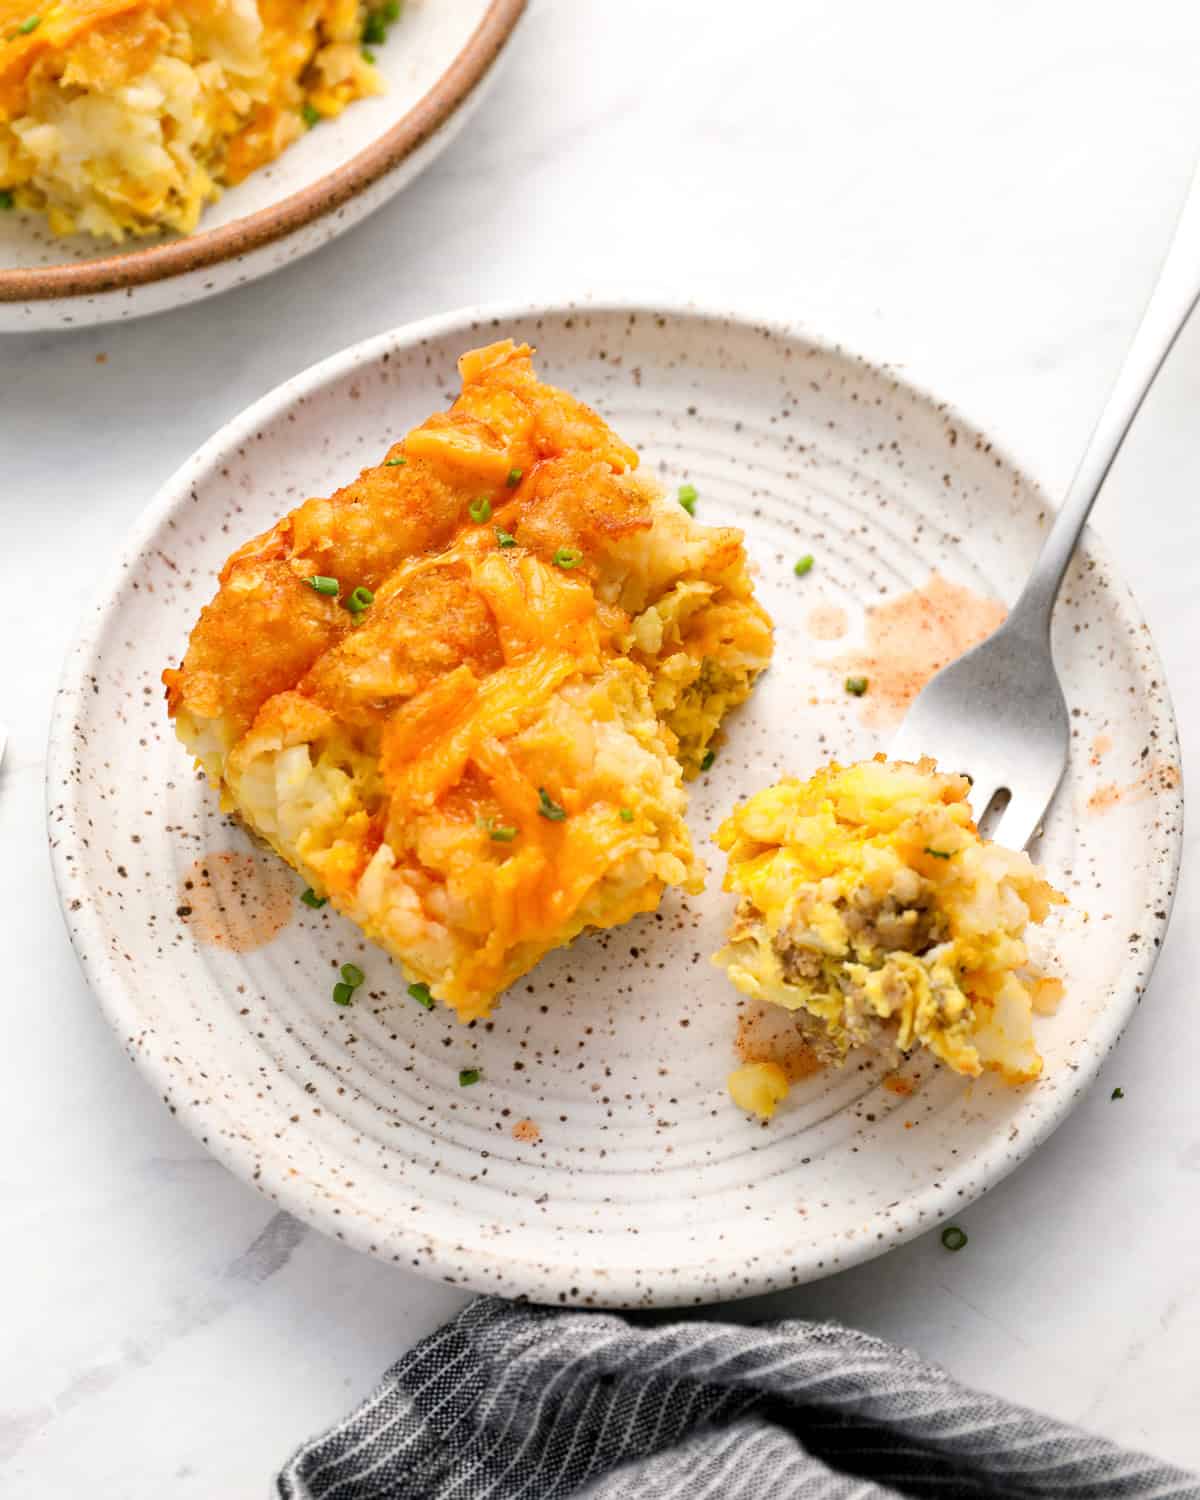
[
  {"x1": 0, "y1": 0, "x2": 525, "y2": 332},
  {"x1": 47, "y1": 302, "x2": 1183, "y2": 1307}
]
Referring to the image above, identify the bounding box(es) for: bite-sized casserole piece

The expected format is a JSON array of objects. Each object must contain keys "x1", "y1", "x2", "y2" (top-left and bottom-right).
[{"x1": 715, "y1": 756, "x2": 1065, "y2": 1117}]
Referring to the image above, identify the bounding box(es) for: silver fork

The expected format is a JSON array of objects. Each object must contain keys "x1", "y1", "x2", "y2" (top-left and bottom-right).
[{"x1": 890, "y1": 168, "x2": 1200, "y2": 850}]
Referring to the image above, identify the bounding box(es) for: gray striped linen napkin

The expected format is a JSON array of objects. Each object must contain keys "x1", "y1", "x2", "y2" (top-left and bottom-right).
[{"x1": 277, "y1": 1298, "x2": 1199, "y2": 1500}]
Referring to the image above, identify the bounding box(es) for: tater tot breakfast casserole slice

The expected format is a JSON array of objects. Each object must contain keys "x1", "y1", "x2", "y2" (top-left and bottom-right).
[
  {"x1": 164, "y1": 340, "x2": 774, "y2": 1022},
  {"x1": 0, "y1": 0, "x2": 400, "y2": 241},
  {"x1": 716, "y1": 756, "x2": 1066, "y2": 1119}
]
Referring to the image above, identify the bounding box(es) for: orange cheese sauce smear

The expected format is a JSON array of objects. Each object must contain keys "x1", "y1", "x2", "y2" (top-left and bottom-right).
[
  {"x1": 805, "y1": 603, "x2": 849, "y2": 641},
  {"x1": 831, "y1": 573, "x2": 1006, "y2": 726},
  {"x1": 511, "y1": 1119, "x2": 541, "y2": 1144},
  {"x1": 177, "y1": 852, "x2": 294, "y2": 952},
  {"x1": 1089, "y1": 733, "x2": 1113, "y2": 766},
  {"x1": 1087, "y1": 761, "x2": 1181, "y2": 814}
]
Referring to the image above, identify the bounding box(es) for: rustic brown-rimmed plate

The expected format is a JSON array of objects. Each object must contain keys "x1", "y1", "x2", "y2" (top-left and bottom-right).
[{"x1": 0, "y1": 0, "x2": 525, "y2": 332}]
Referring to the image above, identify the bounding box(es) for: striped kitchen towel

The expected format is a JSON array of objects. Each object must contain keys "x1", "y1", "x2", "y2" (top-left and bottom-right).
[{"x1": 277, "y1": 1297, "x2": 1199, "y2": 1499}]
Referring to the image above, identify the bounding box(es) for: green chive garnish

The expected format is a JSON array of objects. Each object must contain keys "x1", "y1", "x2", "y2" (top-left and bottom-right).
[
  {"x1": 332, "y1": 981, "x2": 354, "y2": 1006},
  {"x1": 362, "y1": 46, "x2": 376, "y2": 61},
  {"x1": 1111, "y1": 1086, "x2": 1124, "y2": 1100},
  {"x1": 469, "y1": 497, "x2": 492, "y2": 523},
  {"x1": 845, "y1": 676, "x2": 869, "y2": 696},
  {"x1": 408, "y1": 981, "x2": 434, "y2": 1010},
  {"x1": 300, "y1": 888, "x2": 327, "y2": 909},
  {"x1": 458, "y1": 1068, "x2": 481, "y2": 1087},
  {"x1": 506, "y1": 467, "x2": 523, "y2": 487},
  {"x1": 677, "y1": 483, "x2": 697, "y2": 515},
  {"x1": 306, "y1": 575, "x2": 339, "y2": 596},
  {"x1": 940, "y1": 1225, "x2": 967, "y2": 1252},
  {"x1": 346, "y1": 585, "x2": 374, "y2": 614},
  {"x1": 553, "y1": 547, "x2": 582, "y2": 569},
  {"x1": 301, "y1": 102, "x2": 321, "y2": 129},
  {"x1": 385, "y1": 456, "x2": 407, "y2": 467},
  {"x1": 17, "y1": 15, "x2": 40, "y2": 34},
  {"x1": 495, "y1": 528, "x2": 516, "y2": 548},
  {"x1": 700, "y1": 749, "x2": 716, "y2": 772},
  {"x1": 478, "y1": 816, "x2": 518, "y2": 843},
  {"x1": 924, "y1": 847, "x2": 952, "y2": 860},
  {"x1": 793, "y1": 554, "x2": 814, "y2": 577},
  {"x1": 362, "y1": 1, "x2": 400, "y2": 45},
  {"x1": 340, "y1": 962, "x2": 365, "y2": 988},
  {"x1": 538, "y1": 787, "x2": 567, "y2": 821},
  {"x1": 619, "y1": 808, "x2": 634, "y2": 822},
  {"x1": 0, "y1": 191, "x2": 13, "y2": 211}
]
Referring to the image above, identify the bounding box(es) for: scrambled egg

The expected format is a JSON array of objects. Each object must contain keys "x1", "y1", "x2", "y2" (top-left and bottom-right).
[
  {"x1": 715, "y1": 756, "x2": 1065, "y2": 1117},
  {"x1": 0, "y1": 0, "x2": 387, "y2": 240},
  {"x1": 164, "y1": 340, "x2": 774, "y2": 1021}
]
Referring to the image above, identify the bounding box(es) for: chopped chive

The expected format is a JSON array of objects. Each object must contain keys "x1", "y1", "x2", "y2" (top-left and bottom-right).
[
  {"x1": 495, "y1": 528, "x2": 516, "y2": 548},
  {"x1": 362, "y1": 2, "x2": 399, "y2": 45},
  {"x1": 478, "y1": 816, "x2": 518, "y2": 843},
  {"x1": 506, "y1": 467, "x2": 523, "y2": 487},
  {"x1": 677, "y1": 482, "x2": 697, "y2": 515},
  {"x1": 345, "y1": 585, "x2": 374, "y2": 614},
  {"x1": 1111, "y1": 1086, "x2": 1124, "y2": 1100},
  {"x1": 306, "y1": 575, "x2": 339, "y2": 596},
  {"x1": 332, "y1": 981, "x2": 354, "y2": 1006},
  {"x1": 793, "y1": 554, "x2": 814, "y2": 577},
  {"x1": 699, "y1": 749, "x2": 716, "y2": 772},
  {"x1": 407, "y1": 981, "x2": 434, "y2": 1010},
  {"x1": 340, "y1": 962, "x2": 365, "y2": 988},
  {"x1": 458, "y1": 1067, "x2": 481, "y2": 1087},
  {"x1": 301, "y1": 102, "x2": 321, "y2": 129},
  {"x1": 469, "y1": 497, "x2": 492, "y2": 523},
  {"x1": 537, "y1": 787, "x2": 567, "y2": 821},
  {"x1": 940, "y1": 1225, "x2": 968, "y2": 1252},
  {"x1": 553, "y1": 547, "x2": 582, "y2": 569},
  {"x1": 300, "y1": 887, "x2": 327, "y2": 909},
  {"x1": 385, "y1": 456, "x2": 407, "y2": 467},
  {"x1": 845, "y1": 676, "x2": 869, "y2": 696},
  {"x1": 0, "y1": 191, "x2": 13, "y2": 211},
  {"x1": 362, "y1": 46, "x2": 376, "y2": 61},
  {"x1": 17, "y1": 15, "x2": 40, "y2": 34},
  {"x1": 619, "y1": 807, "x2": 634, "y2": 822},
  {"x1": 924, "y1": 847, "x2": 952, "y2": 860}
]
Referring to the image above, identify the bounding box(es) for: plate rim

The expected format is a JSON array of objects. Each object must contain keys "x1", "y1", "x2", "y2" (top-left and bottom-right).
[
  {"x1": 0, "y1": 0, "x2": 526, "y2": 304},
  {"x1": 46, "y1": 297, "x2": 1185, "y2": 1305}
]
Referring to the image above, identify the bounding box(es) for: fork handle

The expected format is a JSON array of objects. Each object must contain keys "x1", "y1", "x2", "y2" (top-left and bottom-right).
[{"x1": 1012, "y1": 163, "x2": 1200, "y2": 636}]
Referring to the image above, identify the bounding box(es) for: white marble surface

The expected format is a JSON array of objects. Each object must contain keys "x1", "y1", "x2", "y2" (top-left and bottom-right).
[{"x1": 4, "y1": 1, "x2": 1200, "y2": 1493}]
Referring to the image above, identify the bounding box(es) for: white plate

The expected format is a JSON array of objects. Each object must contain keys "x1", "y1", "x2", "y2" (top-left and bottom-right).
[
  {"x1": 0, "y1": 0, "x2": 524, "y2": 332},
  {"x1": 47, "y1": 302, "x2": 1183, "y2": 1307}
]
